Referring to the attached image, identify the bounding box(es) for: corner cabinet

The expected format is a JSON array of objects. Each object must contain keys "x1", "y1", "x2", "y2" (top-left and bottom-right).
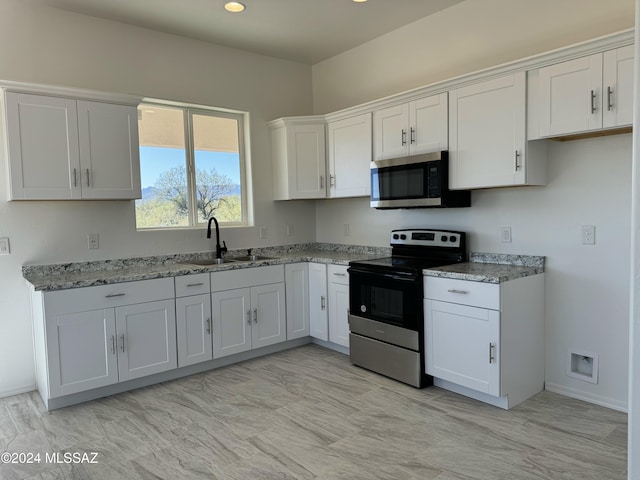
[
  {"x1": 4, "y1": 90, "x2": 141, "y2": 200},
  {"x1": 373, "y1": 93, "x2": 448, "y2": 161},
  {"x1": 448, "y1": 72, "x2": 546, "y2": 190},
  {"x1": 269, "y1": 116, "x2": 327, "y2": 200},
  {"x1": 326, "y1": 113, "x2": 372, "y2": 198},
  {"x1": 31, "y1": 278, "x2": 176, "y2": 406},
  {"x1": 424, "y1": 274, "x2": 544, "y2": 409}
]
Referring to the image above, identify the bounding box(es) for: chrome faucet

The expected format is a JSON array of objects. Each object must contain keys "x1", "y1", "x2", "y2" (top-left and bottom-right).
[{"x1": 206, "y1": 216, "x2": 227, "y2": 259}]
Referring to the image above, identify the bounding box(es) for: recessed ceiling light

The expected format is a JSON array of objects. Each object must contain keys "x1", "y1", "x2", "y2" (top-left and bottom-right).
[
  {"x1": 353, "y1": 0, "x2": 368, "y2": 3},
  {"x1": 224, "y1": 2, "x2": 246, "y2": 12}
]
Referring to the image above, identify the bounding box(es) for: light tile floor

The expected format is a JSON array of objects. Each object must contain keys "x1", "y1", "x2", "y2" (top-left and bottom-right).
[{"x1": 0, "y1": 345, "x2": 628, "y2": 479}]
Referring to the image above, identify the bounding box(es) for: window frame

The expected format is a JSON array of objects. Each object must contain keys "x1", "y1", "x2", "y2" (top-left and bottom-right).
[{"x1": 136, "y1": 101, "x2": 250, "y2": 230}]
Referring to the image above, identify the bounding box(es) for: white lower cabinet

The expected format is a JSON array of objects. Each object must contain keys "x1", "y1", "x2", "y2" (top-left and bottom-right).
[
  {"x1": 211, "y1": 265, "x2": 286, "y2": 358},
  {"x1": 424, "y1": 274, "x2": 544, "y2": 409},
  {"x1": 175, "y1": 273, "x2": 212, "y2": 368},
  {"x1": 36, "y1": 278, "x2": 176, "y2": 400},
  {"x1": 285, "y1": 263, "x2": 310, "y2": 340},
  {"x1": 328, "y1": 264, "x2": 350, "y2": 348},
  {"x1": 309, "y1": 263, "x2": 329, "y2": 341}
]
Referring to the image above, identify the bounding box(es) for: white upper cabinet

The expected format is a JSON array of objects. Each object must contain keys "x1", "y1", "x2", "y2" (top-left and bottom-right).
[
  {"x1": 327, "y1": 113, "x2": 372, "y2": 198},
  {"x1": 449, "y1": 72, "x2": 546, "y2": 190},
  {"x1": 373, "y1": 93, "x2": 448, "y2": 161},
  {"x1": 5, "y1": 91, "x2": 141, "y2": 200},
  {"x1": 535, "y1": 45, "x2": 633, "y2": 138},
  {"x1": 269, "y1": 116, "x2": 327, "y2": 200}
]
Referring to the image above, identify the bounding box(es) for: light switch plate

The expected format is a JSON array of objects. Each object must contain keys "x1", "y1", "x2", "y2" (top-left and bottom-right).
[
  {"x1": 501, "y1": 227, "x2": 512, "y2": 243},
  {"x1": 582, "y1": 226, "x2": 596, "y2": 245},
  {"x1": 0, "y1": 237, "x2": 10, "y2": 255},
  {"x1": 87, "y1": 233, "x2": 99, "y2": 250}
]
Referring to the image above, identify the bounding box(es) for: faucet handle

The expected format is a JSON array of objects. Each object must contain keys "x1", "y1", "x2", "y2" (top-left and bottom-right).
[
  {"x1": 247, "y1": 248, "x2": 252, "y2": 256},
  {"x1": 222, "y1": 241, "x2": 228, "y2": 253}
]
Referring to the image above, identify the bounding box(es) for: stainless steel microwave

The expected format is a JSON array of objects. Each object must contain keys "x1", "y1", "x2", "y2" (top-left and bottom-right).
[{"x1": 370, "y1": 151, "x2": 471, "y2": 209}]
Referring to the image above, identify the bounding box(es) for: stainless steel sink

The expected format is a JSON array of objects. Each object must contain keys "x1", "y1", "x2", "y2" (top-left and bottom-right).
[
  {"x1": 183, "y1": 258, "x2": 239, "y2": 266},
  {"x1": 232, "y1": 255, "x2": 274, "y2": 262}
]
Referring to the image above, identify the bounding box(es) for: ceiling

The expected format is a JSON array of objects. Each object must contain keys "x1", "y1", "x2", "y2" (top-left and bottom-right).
[{"x1": 20, "y1": 0, "x2": 464, "y2": 64}]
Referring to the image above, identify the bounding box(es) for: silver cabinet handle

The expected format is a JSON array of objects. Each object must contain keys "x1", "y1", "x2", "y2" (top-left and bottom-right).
[
  {"x1": 320, "y1": 175, "x2": 324, "y2": 189},
  {"x1": 253, "y1": 308, "x2": 258, "y2": 323},
  {"x1": 86, "y1": 168, "x2": 90, "y2": 187},
  {"x1": 447, "y1": 289, "x2": 469, "y2": 294},
  {"x1": 321, "y1": 296, "x2": 326, "y2": 310},
  {"x1": 410, "y1": 127, "x2": 415, "y2": 144},
  {"x1": 206, "y1": 318, "x2": 211, "y2": 335},
  {"x1": 186, "y1": 283, "x2": 204, "y2": 287},
  {"x1": 590, "y1": 89, "x2": 597, "y2": 114},
  {"x1": 401, "y1": 129, "x2": 407, "y2": 146},
  {"x1": 73, "y1": 168, "x2": 77, "y2": 187},
  {"x1": 333, "y1": 272, "x2": 346, "y2": 277},
  {"x1": 330, "y1": 175, "x2": 335, "y2": 187},
  {"x1": 489, "y1": 343, "x2": 496, "y2": 363},
  {"x1": 120, "y1": 334, "x2": 125, "y2": 353},
  {"x1": 105, "y1": 293, "x2": 126, "y2": 298},
  {"x1": 607, "y1": 86, "x2": 614, "y2": 111},
  {"x1": 111, "y1": 335, "x2": 116, "y2": 355},
  {"x1": 514, "y1": 150, "x2": 521, "y2": 171},
  {"x1": 247, "y1": 309, "x2": 251, "y2": 325}
]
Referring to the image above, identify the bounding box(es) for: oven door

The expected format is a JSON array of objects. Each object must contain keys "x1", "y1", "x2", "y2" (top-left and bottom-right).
[
  {"x1": 370, "y1": 153, "x2": 444, "y2": 209},
  {"x1": 348, "y1": 267, "x2": 421, "y2": 330}
]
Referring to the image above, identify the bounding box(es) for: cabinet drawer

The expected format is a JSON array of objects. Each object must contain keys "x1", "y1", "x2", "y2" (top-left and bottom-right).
[
  {"x1": 175, "y1": 273, "x2": 210, "y2": 297},
  {"x1": 44, "y1": 277, "x2": 175, "y2": 314},
  {"x1": 211, "y1": 265, "x2": 284, "y2": 291},
  {"x1": 424, "y1": 277, "x2": 499, "y2": 310},
  {"x1": 328, "y1": 264, "x2": 349, "y2": 285}
]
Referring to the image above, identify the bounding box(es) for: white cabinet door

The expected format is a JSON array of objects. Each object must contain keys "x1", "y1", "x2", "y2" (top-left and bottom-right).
[
  {"x1": 425, "y1": 299, "x2": 500, "y2": 396},
  {"x1": 285, "y1": 263, "x2": 310, "y2": 340},
  {"x1": 251, "y1": 283, "x2": 286, "y2": 349},
  {"x1": 77, "y1": 101, "x2": 141, "y2": 199},
  {"x1": 410, "y1": 93, "x2": 448, "y2": 154},
  {"x1": 212, "y1": 288, "x2": 252, "y2": 358},
  {"x1": 373, "y1": 104, "x2": 409, "y2": 160},
  {"x1": 5, "y1": 92, "x2": 81, "y2": 200},
  {"x1": 46, "y1": 308, "x2": 118, "y2": 397},
  {"x1": 449, "y1": 72, "x2": 527, "y2": 189},
  {"x1": 327, "y1": 113, "x2": 372, "y2": 198},
  {"x1": 538, "y1": 54, "x2": 603, "y2": 137},
  {"x1": 286, "y1": 124, "x2": 327, "y2": 199},
  {"x1": 115, "y1": 300, "x2": 177, "y2": 381},
  {"x1": 603, "y1": 45, "x2": 634, "y2": 129},
  {"x1": 309, "y1": 263, "x2": 328, "y2": 341},
  {"x1": 176, "y1": 294, "x2": 212, "y2": 367},
  {"x1": 328, "y1": 265, "x2": 350, "y2": 348}
]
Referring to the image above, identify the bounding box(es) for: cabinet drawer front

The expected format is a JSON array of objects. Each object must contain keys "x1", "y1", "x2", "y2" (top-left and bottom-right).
[
  {"x1": 44, "y1": 278, "x2": 175, "y2": 314},
  {"x1": 424, "y1": 277, "x2": 499, "y2": 310},
  {"x1": 328, "y1": 264, "x2": 349, "y2": 285},
  {"x1": 175, "y1": 273, "x2": 210, "y2": 297},
  {"x1": 211, "y1": 265, "x2": 284, "y2": 291}
]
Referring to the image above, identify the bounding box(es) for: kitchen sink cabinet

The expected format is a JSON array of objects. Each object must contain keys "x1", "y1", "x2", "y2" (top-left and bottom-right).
[
  {"x1": 269, "y1": 116, "x2": 327, "y2": 200},
  {"x1": 373, "y1": 93, "x2": 448, "y2": 161},
  {"x1": 326, "y1": 113, "x2": 372, "y2": 198},
  {"x1": 533, "y1": 45, "x2": 633, "y2": 138},
  {"x1": 449, "y1": 72, "x2": 546, "y2": 190},
  {"x1": 328, "y1": 264, "x2": 350, "y2": 348},
  {"x1": 211, "y1": 265, "x2": 286, "y2": 358},
  {"x1": 32, "y1": 278, "x2": 176, "y2": 405},
  {"x1": 4, "y1": 91, "x2": 141, "y2": 200},
  {"x1": 175, "y1": 273, "x2": 212, "y2": 368},
  {"x1": 424, "y1": 274, "x2": 544, "y2": 409}
]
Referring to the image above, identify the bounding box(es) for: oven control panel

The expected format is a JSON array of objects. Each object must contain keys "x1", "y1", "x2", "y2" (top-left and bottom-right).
[{"x1": 390, "y1": 229, "x2": 463, "y2": 248}]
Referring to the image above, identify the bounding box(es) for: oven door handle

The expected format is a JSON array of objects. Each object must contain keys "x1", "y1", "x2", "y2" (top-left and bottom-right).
[{"x1": 347, "y1": 268, "x2": 419, "y2": 282}]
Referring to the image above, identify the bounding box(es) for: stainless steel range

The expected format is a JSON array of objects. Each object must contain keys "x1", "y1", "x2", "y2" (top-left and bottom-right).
[{"x1": 348, "y1": 229, "x2": 466, "y2": 387}]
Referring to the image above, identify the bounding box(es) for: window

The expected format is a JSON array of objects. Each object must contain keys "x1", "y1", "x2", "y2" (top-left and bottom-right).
[{"x1": 135, "y1": 103, "x2": 248, "y2": 229}]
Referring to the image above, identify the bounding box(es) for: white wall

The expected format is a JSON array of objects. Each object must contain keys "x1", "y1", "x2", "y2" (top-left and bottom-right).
[
  {"x1": 0, "y1": 0, "x2": 315, "y2": 396},
  {"x1": 312, "y1": 0, "x2": 635, "y2": 409}
]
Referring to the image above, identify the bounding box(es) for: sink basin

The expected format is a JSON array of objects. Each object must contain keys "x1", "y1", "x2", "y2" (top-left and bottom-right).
[
  {"x1": 183, "y1": 258, "x2": 239, "y2": 266},
  {"x1": 233, "y1": 255, "x2": 274, "y2": 262}
]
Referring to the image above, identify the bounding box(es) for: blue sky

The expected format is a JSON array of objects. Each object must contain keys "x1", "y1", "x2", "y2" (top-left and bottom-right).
[{"x1": 140, "y1": 146, "x2": 241, "y2": 188}]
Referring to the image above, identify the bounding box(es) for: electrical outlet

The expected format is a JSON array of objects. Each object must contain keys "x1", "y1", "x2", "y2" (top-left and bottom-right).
[
  {"x1": 0, "y1": 237, "x2": 10, "y2": 255},
  {"x1": 259, "y1": 226, "x2": 268, "y2": 240},
  {"x1": 344, "y1": 224, "x2": 350, "y2": 237},
  {"x1": 286, "y1": 224, "x2": 294, "y2": 237},
  {"x1": 87, "y1": 233, "x2": 99, "y2": 250},
  {"x1": 582, "y1": 226, "x2": 596, "y2": 245},
  {"x1": 501, "y1": 227, "x2": 512, "y2": 243}
]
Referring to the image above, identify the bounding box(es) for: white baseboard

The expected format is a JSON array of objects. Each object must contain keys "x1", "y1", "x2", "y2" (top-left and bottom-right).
[
  {"x1": 0, "y1": 384, "x2": 36, "y2": 399},
  {"x1": 545, "y1": 382, "x2": 628, "y2": 413}
]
